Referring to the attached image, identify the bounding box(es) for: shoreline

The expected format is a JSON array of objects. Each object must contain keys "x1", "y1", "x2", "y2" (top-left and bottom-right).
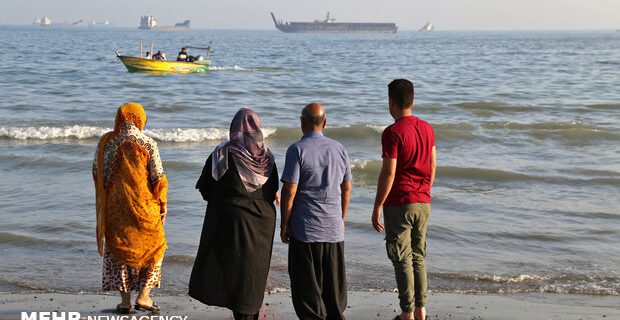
[{"x1": 1, "y1": 292, "x2": 618, "y2": 320}]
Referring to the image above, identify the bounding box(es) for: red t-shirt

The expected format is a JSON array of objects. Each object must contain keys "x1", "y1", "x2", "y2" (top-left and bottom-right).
[{"x1": 382, "y1": 115, "x2": 435, "y2": 205}]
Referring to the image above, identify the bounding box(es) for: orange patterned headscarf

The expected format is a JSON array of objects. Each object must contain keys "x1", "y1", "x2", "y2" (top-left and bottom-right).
[{"x1": 114, "y1": 102, "x2": 147, "y2": 131}]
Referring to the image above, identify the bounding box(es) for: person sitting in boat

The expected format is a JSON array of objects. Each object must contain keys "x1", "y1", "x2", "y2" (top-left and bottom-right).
[
  {"x1": 177, "y1": 47, "x2": 188, "y2": 62},
  {"x1": 152, "y1": 51, "x2": 166, "y2": 60},
  {"x1": 145, "y1": 51, "x2": 152, "y2": 59}
]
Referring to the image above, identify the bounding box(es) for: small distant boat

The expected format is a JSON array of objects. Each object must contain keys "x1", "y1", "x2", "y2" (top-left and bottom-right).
[
  {"x1": 89, "y1": 20, "x2": 112, "y2": 27},
  {"x1": 419, "y1": 22, "x2": 434, "y2": 32},
  {"x1": 115, "y1": 43, "x2": 212, "y2": 74},
  {"x1": 33, "y1": 16, "x2": 51, "y2": 26},
  {"x1": 139, "y1": 14, "x2": 190, "y2": 30}
]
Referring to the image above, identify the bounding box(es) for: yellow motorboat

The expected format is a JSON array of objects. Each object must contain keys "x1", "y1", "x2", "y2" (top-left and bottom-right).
[
  {"x1": 115, "y1": 43, "x2": 212, "y2": 74},
  {"x1": 116, "y1": 54, "x2": 210, "y2": 73}
]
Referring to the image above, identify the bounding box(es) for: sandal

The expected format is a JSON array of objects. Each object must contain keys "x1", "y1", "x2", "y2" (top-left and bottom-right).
[
  {"x1": 135, "y1": 302, "x2": 161, "y2": 313},
  {"x1": 116, "y1": 304, "x2": 132, "y2": 314}
]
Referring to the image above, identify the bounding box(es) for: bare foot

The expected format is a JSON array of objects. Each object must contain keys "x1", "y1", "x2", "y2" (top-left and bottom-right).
[
  {"x1": 135, "y1": 296, "x2": 153, "y2": 307},
  {"x1": 398, "y1": 312, "x2": 414, "y2": 320},
  {"x1": 414, "y1": 307, "x2": 426, "y2": 320}
]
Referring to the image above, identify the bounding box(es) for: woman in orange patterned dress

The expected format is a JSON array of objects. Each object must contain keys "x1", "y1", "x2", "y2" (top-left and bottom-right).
[{"x1": 93, "y1": 103, "x2": 168, "y2": 314}]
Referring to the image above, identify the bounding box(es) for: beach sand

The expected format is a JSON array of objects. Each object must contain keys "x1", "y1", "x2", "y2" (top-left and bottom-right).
[{"x1": 1, "y1": 291, "x2": 618, "y2": 320}]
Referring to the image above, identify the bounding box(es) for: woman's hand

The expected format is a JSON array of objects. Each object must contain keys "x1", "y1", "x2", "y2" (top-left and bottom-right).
[
  {"x1": 160, "y1": 203, "x2": 168, "y2": 225},
  {"x1": 275, "y1": 192, "x2": 281, "y2": 207}
]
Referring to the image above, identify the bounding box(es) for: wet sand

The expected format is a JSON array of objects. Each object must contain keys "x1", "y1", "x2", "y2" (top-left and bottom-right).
[{"x1": 1, "y1": 291, "x2": 618, "y2": 320}]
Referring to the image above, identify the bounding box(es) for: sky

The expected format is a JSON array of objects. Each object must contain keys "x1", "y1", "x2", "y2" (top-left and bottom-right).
[{"x1": 1, "y1": 0, "x2": 619, "y2": 30}]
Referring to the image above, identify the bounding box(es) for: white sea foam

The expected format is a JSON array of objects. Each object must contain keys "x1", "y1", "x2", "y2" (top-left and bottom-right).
[
  {"x1": 146, "y1": 127, "x2": 277, "y2": 142},
  {"x1": 0, "y1": 125, "x2": 277, "y2": 143},
  {"x1": 367, "y1": 124, "x2": 386, "y2": 133},
  {"x1": 0, "y1": 125, "x2": 109, "y2": 140},
  {"x1": 146, "y1": 128, "x2": 228, "y2": 142},
  {"x1": 349, "y1": 158, "x2": 381, "y2": 171},
  {"x1": 209, "y1": 65, "x2": 252, "y2": 71},
  {"x1": 350, "y1": 159, "x2": 369, "y2": 169},
  {"x1": 488, "y1": 274, "x2": 549, "y2": 283}
]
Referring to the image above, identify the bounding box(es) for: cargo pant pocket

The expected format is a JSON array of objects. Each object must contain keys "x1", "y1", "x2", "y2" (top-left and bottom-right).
[{"x1": 386, "y1": 236, "x2": 411, "y2": 263}]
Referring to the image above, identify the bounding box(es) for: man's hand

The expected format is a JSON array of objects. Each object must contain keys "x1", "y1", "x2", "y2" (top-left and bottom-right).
[
  {"x1": 275, "y1": 192, "x2": 281, "y2": 207},
  {"x1": 372, "y1": 207, "x2": 384, "y2": 232},
  {"x1": 280, "y1": 182, "x2": 297, "y2": 244},
  {"x1": 280, "y1": 226, "x2": 291, "y2": 244},
  {"x1": 160, "y1": 203, "x2": 168, "y2": 225},
  {"x1": 372, "y1": 158, "x2": 395, "y2": 233}
]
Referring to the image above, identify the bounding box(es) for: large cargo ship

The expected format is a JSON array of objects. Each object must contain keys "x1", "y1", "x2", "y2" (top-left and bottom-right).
[
  {"x1": 271, "y1": 12, "x2": 397, "y2": 33},
  {"x1": 139, "y1": 14, "x2": 190, "y2": 30}
]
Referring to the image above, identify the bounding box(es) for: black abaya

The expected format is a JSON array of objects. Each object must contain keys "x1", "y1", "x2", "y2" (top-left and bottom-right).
[{"x1": 189, "y1": 155, "x2": 278, "y2": 315}]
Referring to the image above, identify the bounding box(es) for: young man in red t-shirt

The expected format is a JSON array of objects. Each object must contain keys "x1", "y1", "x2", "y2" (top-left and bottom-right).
[{"x1": 372, "y1": 79, "x2": 436, "y2": 320}]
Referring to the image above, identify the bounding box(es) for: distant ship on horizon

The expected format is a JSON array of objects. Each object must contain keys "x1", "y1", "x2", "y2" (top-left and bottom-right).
[
  {"x1": 139, "y1": 14, "x2": 190, "y2": 30},
  {"x1": 419, "y1": 22, "x2": 434, "y2": 32},
  {"x1": 33, "y1": 17, "x2": 83, "y2": 28},
  {"x1": 89, "y1": 20, "x2": 112, "y2": 27},
  {"x1": 33, "y1": 17, "x2": 51, "y2": 26},
  {"x1": 271, "y1": 12, "x2": 397, "y2": 33}
]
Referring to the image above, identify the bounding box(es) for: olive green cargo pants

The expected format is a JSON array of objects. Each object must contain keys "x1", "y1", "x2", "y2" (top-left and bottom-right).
[{"x1": 384, "y1": 203, "x2": 430, "y2": 312}]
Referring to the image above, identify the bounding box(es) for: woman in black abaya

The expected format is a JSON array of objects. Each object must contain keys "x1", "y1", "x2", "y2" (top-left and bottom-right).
[{"x1": 189, "y1": 108, "x2": 278, "y2": 320}]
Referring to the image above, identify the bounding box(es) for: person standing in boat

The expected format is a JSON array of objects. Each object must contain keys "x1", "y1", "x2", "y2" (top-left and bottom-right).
[
  {"x1": 93, "y1": 103, "x2": 168, "y2": 314},
  {"x1": 189, "y1": 108, "x2": 279, "y2": 320}
]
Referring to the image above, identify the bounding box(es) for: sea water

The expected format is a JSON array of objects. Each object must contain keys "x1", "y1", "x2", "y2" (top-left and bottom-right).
[{"x1": 0, "y1": 26, "x2": 619, "y2": 296}]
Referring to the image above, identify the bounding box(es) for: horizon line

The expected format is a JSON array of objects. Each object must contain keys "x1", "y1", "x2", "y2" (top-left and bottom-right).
[{"x1": 2, "y1": 23, "x2": 619, "y2": 32}]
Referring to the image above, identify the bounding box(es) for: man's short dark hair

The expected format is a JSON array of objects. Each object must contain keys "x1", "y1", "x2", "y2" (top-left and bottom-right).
[{"x1": 388, "y1": 79, "x2": 414, "y2": 109}]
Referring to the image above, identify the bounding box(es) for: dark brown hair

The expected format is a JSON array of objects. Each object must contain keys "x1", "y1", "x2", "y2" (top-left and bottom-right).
[{"x1": 388, "y1": 79, "x2": 414, "y2": 109}]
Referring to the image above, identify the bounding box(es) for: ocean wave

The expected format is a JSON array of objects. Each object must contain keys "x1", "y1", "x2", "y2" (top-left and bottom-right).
[
  {"x1": 147, "y1": 128, "x2": 229, "y2": 142},
  {"x1": 478, "y1": 231, "x2": 570, "y2": 242},
  {"x1": 440, "y1": 166, "x2": 620, "y2": 186},
  {"x1": 482, "y1": 121, "x2": 620, "y2": 144},
  {"x1": 269, "y1": 125, "x2": 384, "y2": 142},
  {"x1": 349, "y1": 159, "x2": 382, "y2": 186},
  {"x1": 435, "y1": 272, "x2": 550, "y2": 284},
  {"x1": 0, "y1": 125, "x2": 276, "y2": 143},
  {"x1": 583, "y1": 103, "x2": 620, "y2": 111},
  {"x1": 2, "y1": 121, "x2": 615, "y2": 148},
  {"x1": 452, "y1": 101, "x2": 537, "y2": 113},
  {"x1": 350, "y1": 162, "x2": 620, "y2": 187},
  {"x1": 0, "y1": 125, "x2": 109, "y2": 140},
  {"x1": 350, "y1": 159, "x2": 382, "y2": 171},
  {"x1": 433, "y1": 123, "x2": 479, "y2": 141},
  {"x1": 0, "y1": 231, "x2": 90, "y2": 249},
  {"x1": 596, "y1": 60, "x2": 620, "y2": 66},
  {"x1": 431, "y1": 272, "x2": 620, "y2": 295}
]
